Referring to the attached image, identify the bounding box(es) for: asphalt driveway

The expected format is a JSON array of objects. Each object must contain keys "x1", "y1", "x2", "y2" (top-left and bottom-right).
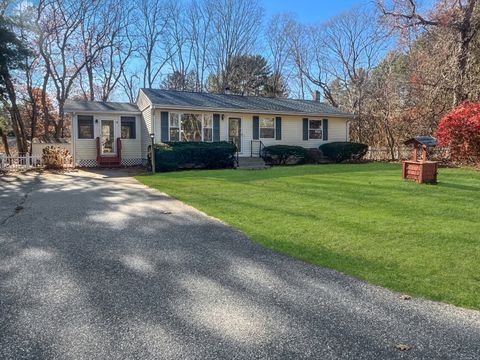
[{"x1": 0, "y1": 170, "x2": 479, "y2": 359}]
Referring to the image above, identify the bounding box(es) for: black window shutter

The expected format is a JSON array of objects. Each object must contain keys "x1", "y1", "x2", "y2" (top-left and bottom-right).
[
  {"x1": 323, "y1": 119, "x2": 329, "y2": 141},
  {"x1": 253, "y1": 116, "x2": 259, "y2": 140},
  {"x1": 275, "y1": 117, "x2": 282, "y2": 140},
  {"x1": 303, "y1": 118, "x2": 309, "y2": 140},
  {"x1": 213, "y1": 114, "x2": 220, "y2": 141},
  {"x1": 161, "y1": 111, "x2": 169, "y2": 142}
]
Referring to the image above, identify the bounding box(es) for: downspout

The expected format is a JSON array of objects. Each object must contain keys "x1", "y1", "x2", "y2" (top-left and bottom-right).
[
  {"x1": 151, "y1": 105, "x2": 156, "y2": 171},
  {"x1": 152, "y1": 105, "x2": 156, "y2": 142}
]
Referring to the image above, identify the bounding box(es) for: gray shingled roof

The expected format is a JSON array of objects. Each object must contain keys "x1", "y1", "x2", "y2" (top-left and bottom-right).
[
  {"x1": 141, "y1": 89, "x2": 352, "y2": 117},
  {"x1": 64, "y1": 100, "x2": 140, "y2": 113}
]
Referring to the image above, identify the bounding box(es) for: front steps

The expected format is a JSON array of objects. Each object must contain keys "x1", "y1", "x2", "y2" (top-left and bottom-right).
[{"x1": 237, "y1": 157, "x2": 270, "y2": 170}]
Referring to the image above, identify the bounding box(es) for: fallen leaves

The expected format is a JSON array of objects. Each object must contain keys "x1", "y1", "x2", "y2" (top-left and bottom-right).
[{"x1": 395, "y1": 343, "x2": 413, "y2": 351}]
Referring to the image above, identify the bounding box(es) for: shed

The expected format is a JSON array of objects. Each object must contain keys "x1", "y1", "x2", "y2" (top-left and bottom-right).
[{"x1": 31, "y1": 136, "x2": 72, "y2": 157}]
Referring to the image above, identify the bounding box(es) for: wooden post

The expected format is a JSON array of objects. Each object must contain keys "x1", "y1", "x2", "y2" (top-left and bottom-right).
[
  {"x1": 418, "y1": 162, "x2": 424, "y2": 183},
  {"x1": 412, "y1": 147, "x2": 417, "y2": 162},
  {"x1": 421, "y1": 145, "x2": 427, "y2": 162}
]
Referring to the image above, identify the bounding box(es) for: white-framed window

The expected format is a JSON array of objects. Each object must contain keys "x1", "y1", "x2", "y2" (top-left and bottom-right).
[
  {"x1": 77, "y1": 115, "x2": 94, "y2": 139},
  {"x1": 260, "y1": 117, "x2": 275, "y2": 138},
  {"x1": 203, "y1": 114, "x2": 213, "y2": 142},
  {"x1": 169, "y1": 113, "x2": 213, "y2": 142},
  {"x1": 120, "y1": 116, "x2": 136, "y2": 139},
  {"x1": 309, "y1": 119, "x2": 323, "y2": 139},
  {"x1": 169, "y1": 113, "x2": 180, "y2": 141}
]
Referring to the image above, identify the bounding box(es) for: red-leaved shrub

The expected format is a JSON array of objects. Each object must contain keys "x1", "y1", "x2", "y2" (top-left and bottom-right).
[{"x1": 436, "y1": 102, "x2": 480, "y2": 164}]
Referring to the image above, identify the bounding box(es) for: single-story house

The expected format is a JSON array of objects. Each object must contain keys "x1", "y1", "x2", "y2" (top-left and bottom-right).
[{"x1": 64, "y1": 89, "x2": 353, "y2": 167}]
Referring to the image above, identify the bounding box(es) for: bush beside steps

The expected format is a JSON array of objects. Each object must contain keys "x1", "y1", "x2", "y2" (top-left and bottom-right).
[
  {"x1": 262, "y1": 145, "x2": 308, "y2": 165},
  {"x1": 154, "y1": 141, "x2": 236, "y2": 172}
]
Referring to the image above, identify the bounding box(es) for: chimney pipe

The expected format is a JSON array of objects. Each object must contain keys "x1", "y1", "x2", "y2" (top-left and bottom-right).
[{"x1": 312, "y1": 90, "x2": 320, "y2": 102}]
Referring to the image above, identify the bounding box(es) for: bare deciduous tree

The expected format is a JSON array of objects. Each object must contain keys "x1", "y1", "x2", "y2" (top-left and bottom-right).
[
  {"x1": 291, "y1": 6, "x2": 389, "y2": 141},
  {"x1": 265, "y1": 13, "x2": 296, "y2": 97},
  {"x1": 36, "y1": 0, "x2": 112, "y2": 137},
  {"x1": 135, "y1": 0, "x2": 172, "y2": 88},
  {"x1": 377, "y1": 0, "x2": 480, "y2": 104},
  {"x1": 187, "y1": 0, "x2": 213, "y2": 91},
  {"x1": 207, "y1": 0, "x2": 264, "y2": 92}
]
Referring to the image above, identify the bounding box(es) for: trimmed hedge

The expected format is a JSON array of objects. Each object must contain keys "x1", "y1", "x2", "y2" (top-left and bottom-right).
[
  {"x1": 304, "y1": 148, "x2": 325, "y2": 164},
  {"x1": 154, "y1": 141, "x2": 237, "y2": 172},
  {"x1": 262, "y1": 145, "x2": 307, "y2": 165},
  {"x1": 319, "y1": 142, "x2": 368, "y2": 163}
]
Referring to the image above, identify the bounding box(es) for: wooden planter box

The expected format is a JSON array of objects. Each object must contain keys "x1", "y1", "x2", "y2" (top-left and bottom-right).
[{"x1": 402, "y1": 160, "x2": 438, "y2": 184}]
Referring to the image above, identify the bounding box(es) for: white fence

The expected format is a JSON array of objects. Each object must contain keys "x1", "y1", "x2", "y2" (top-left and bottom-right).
[
  {"x1": 365, "y1": 146, "x2": 450, "y2": 161},
  {"x1": 0, "y1": 155, "x2": 43, "y2": 172}
]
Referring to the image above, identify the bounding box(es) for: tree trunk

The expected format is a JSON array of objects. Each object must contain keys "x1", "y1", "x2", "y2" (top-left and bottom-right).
[
  {"x1": 87, "y1": 62, "x2": 95, "y2": 101},
  {"x1": 385, "y1": 127, "x2": 396, "y2": 161},
  {"x1": 454, "y1": 0, "x2": 477, "y2": 105},
  {"x1": 55, "y1": 101, "x2": 65, "y2": 139},
  {"x1": 27, "y1": 86, "x2": 38, "y2": 156},
  {"x1": 41, "y1": 71, "x2": 50, "y2": 135},
  {"x1": 4, "y1": 76, "x2": 28, "y2": 155},
  {"x1": 0, "y1": 126, "x2": 10, "y2": 156}
]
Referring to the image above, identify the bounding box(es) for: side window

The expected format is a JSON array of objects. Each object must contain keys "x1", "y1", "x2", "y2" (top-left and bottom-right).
[
  {"x1": 203, "y1": 115, "x2": 213, "y2": 142},
  {"x1": 169, "y1": 113, "x2": 180, "y2": 141},
  {"x1": 78, "y1": 115, "x2": 94, "y2": 139},
  {"x1": 260, "y1": 117, "x2": 275, "y2": 138},
  {"x1": 121, "y1": 117, "x2": 136, "y2": 139},
  {"x1": 309, "y1": 120, "x2": 322, "y2": 139}
]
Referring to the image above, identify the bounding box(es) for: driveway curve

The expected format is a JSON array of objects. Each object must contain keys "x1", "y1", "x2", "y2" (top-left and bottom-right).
[{"x1": 0, "y1": 170, "x2": 479, "y2": 359}]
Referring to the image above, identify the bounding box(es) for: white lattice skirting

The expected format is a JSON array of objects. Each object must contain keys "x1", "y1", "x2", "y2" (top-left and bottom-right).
[
  {"x1": 77, "y1": 159, "x2": 97, "y2": 168},
  {"x1": 76, "y1": 158, "x2": 144, "y2": 168},
  {"x1": 122, "y1": 158, "x2": 143, "y2": 166}
]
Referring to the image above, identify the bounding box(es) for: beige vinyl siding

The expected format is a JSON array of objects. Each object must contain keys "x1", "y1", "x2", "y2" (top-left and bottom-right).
[
  {"x1": 152, "y1": 109, "x2": 349, "y2": 156},
  {"x1": 136, "y1": 90, "x2": 153, "y2": 160},
  {"x1": 74, "y1": 113, "x2": 98, "y2": 165},
  {"x1": 140, "y1": 107, "x2": 152, "y2": 159},
  {"x1": 119, "y1": 115, "x2": 142, "y2": 161}
]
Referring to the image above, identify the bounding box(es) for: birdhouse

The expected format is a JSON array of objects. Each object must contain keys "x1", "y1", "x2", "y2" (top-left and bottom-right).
[{"x1": 402, "y1": 136, "x2": 438, "y2": 184}]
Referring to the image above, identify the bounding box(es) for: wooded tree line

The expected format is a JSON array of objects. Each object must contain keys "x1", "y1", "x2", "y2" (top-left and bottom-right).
[{"x1": 0, "y1": 0, "x2": 479, "y2": 158}]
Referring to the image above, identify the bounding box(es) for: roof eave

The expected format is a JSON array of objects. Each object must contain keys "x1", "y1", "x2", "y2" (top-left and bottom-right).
[
  {"x1": 150, "y1": 103, "x2": 354, "y2": 118},
  {"x1": 64, "y1": 109, "x2": 142, "y2": 115}
]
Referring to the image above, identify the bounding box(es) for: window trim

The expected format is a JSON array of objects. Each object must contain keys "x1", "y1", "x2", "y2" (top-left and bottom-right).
[
  {"x1": 168, "y1": 112, "x2": 214, "y2": 142},
  {"x1": 308, "y1": 119, "x2": 323, "y2": 140},
  {"x1": 120, "y1": 116, "x2": 137, "y2": 140},
  {"x1": 77, "y1": 115, "x2": 94, "y2": 140},
  {"x1": 259, "y1": 116, "x2": 276, "y2": 139}
]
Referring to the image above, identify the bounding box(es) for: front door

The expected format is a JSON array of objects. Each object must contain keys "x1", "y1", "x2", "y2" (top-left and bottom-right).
[
  {"x1": 101, "y1": 120, "x2": 115, "y2": 155},
  {"x1": 228, "y1": 117, "x2": 242, "y2": 152}
]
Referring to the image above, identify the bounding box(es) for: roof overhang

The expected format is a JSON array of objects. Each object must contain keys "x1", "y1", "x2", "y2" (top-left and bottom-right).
[
  {"x1": 151, "y1": 103, "x2": 354, "y2": 118},
  {"x1": 64, "y1": 109, "x2": 142, "y2": 115}
]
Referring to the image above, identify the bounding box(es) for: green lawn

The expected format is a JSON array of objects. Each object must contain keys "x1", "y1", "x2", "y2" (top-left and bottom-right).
[{"x1": 136, "y1": 163, "x2": 480, "y2": 310}]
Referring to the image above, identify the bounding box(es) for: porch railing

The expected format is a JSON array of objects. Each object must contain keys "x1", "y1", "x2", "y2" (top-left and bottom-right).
[
  {"x1": 0, "y1": 155, "x2": 43, "y2": 171},
  {"x1": 250, "y1": 140, "x2": 265, "y2": 158},
  {"x1": 229, "y1": 140, "x2": 240, "y2": 167}
]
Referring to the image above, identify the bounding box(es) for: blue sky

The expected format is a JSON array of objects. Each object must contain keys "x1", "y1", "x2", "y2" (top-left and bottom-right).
[{"x1": 262, "y1": 0, "x2": 368, "y2": 23}]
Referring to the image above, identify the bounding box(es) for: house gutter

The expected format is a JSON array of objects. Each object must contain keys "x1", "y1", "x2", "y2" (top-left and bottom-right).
[{"x1": 63, "y1": 110, "x2": 141, "y2": 115}]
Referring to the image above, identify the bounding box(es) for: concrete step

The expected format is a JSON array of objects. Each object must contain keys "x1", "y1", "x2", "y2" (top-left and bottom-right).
[{"x1": 237, "y1": 157, "x2": 270, "y2": 170}]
